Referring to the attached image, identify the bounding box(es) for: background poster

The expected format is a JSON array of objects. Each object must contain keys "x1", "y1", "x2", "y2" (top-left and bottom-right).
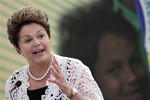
[{"x1": 135, "y1": 0, "x2": 150, "y2": 67}]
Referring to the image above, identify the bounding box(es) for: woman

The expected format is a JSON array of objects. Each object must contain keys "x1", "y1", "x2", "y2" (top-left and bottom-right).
[
  {"x1": 5, "y1": 5, "x2": 103, "y2": 100},
  {"x1": 59, "y1": 1, "x2": 150, "y2": 100}
]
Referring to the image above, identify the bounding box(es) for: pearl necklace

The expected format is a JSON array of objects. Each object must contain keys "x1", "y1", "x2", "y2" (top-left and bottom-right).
[{"x1": 28, "y1": 53, "x2": 54, "y2": 81}]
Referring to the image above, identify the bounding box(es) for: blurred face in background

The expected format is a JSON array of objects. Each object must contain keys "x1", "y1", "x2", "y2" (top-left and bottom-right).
[{"x1": 95, "y1": 33, "x2": 149, "y2": 100}]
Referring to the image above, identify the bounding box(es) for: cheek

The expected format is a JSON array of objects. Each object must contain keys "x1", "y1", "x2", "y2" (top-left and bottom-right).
[
  {"x1": 45, "y1": 41, "x2": 51, "y2": 51},
  {"x1": 95, "y1": 66, "x2": 121, "y2": 92},
  {"x1": 20, "y1": 45, "x2": 31, "y2": 54},
  {"x1": 44, "y1": 38, "x2": 51, "y2": 46},
  {"x1": 137, "y1": 68, "x2": 149, "y2": 85},
  {"x1": 138, "y1": 67, "x2": 148, "y2": 77},
  {"x1": 96, "y1": 72, "x2": 121, "y2": 98},
  {"x1": 98, "y1": 75, "x2": 120, "y2": 91}
]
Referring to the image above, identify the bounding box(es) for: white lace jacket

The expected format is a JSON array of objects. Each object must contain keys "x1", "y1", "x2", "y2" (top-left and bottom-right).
[{"x1": 5, "y1": 54, "x2": 104, "y2": 100}]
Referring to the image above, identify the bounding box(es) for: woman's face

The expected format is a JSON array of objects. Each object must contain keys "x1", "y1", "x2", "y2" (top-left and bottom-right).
[
  {"x1": 18, "y1": 23, "x2": 51, "y2": 66},
  {"x1": 95, "y1": 34, "x2": 149, "y2": 100}
]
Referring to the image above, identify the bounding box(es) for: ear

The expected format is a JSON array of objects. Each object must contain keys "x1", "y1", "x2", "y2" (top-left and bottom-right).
[{"x1": 14, "y1": 46, "x2": 21, "y2": 54}]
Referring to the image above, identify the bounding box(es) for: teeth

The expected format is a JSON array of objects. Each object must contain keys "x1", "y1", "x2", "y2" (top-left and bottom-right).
[
  {"x1": 36, "y1": 50, "x2": 42, "y2": 52},
  {"x1": 33, "y1": 49, "x2": 43, "y2": 54}
]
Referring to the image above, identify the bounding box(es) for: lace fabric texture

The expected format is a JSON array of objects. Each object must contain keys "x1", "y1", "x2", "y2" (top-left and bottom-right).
[{"x1": 5, "y1": 53, "x2": 104, "y2": 100}]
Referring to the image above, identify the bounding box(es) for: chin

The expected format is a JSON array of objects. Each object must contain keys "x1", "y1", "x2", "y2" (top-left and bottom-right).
[
  {"x1": 35, "y1": 56, "x2": 48, "y2": 63},
  {"x1": 125, "y1": 93, "x2": 146, "y2": 100}
]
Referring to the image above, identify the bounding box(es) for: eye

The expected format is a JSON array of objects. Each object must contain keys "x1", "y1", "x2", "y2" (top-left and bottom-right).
[
  {"x1": 107, "y1": 64, "x2": 121, "y2": 76},
  {"x1": 38, "y1": 34, "x2": 45, "y2": 39},
  {"x1": 25, "y1": 38, "x2": 32, "y2": 43}
]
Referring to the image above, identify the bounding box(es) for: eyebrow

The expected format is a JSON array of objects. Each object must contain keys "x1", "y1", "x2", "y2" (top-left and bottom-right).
[{"x1": 21, "y1": 29, "x2": 45, "y2": 39}]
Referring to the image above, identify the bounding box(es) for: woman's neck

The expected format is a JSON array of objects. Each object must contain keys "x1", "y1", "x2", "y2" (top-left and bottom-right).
[{"x1": 28, "y1": 52, "x2": 53, "y2": 79}]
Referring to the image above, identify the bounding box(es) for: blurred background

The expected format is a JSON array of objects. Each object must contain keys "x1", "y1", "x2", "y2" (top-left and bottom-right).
[{"x1": 0, "y1": 0, "x2": 149, "y2": 99}]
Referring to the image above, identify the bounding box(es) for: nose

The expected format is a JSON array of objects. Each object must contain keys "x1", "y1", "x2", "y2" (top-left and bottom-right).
[
  {"x1": 122, "y1": 65, "x2": 137, "y2": 84},
  {"x1": 33, "y1": 39, "x2": 40, "y2": 47}
]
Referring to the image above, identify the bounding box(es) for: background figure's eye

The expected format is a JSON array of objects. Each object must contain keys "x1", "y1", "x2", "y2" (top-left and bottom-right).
[{"x1": 107, "y1": 64, "x2": 121, "y2": 76}]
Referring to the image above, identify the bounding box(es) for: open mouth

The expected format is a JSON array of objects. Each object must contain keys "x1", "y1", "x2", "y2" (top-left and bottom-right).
[
  {"x1": 33, "y1": 49, "x2": 44, "y2": 54},
  {"x1": 124, "y1": 87, "x2": 145, "y2": 100}
]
